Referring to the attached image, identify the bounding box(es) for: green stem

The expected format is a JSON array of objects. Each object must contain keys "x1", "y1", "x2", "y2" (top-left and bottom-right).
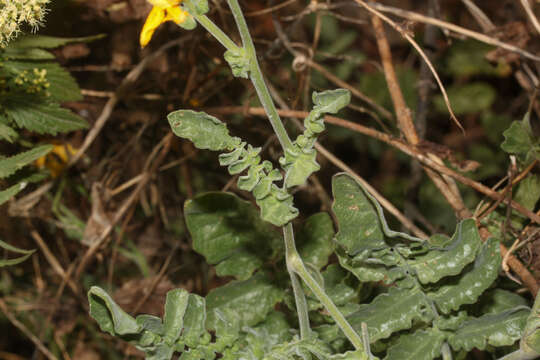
[
  {"x1": 226, "y1": 0, "x2": 294, "y2": 151},
  {"x1": 284, "y1": 229, "x2": 311, "y2": 339},
  {"x1": 284, "y1": 223, "x2": 365, "y2": 351},
  {"x1": 189, "y1": 11, "x2": 240, "y2": 53},
  {"x1": 441, "y1": 343, "x2": 452, "y2": 360}
]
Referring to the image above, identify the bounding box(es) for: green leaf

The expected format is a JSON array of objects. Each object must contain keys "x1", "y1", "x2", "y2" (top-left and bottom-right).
[
  {"x1": 181, "y1": 294, "x2": 207, "y2": 348},
  {"x1": 479, "y1": 289, "x2": 529, "y2": 315},
  {"x1": 184, "y1": 192, "x2": 281, "y2": 280},
  {"x1": 434, "y1": 82, "x2": 495, "y2": 115},
  {"x1": 3, "y1": 61, "x2": 83, "y2": 102},
  {"x1": 522, "y1": 290, "x2": 540, "y2": 353},
  {"x1": 163, "y1": 289, "x2": 189, "y2": 344},
  {"x1": 428, "y1": 237, "x2": 501, "y2": 314},
  {"x1": 2, "y1": 47, "x2": 54, "y2": 60},
  {"x1": 205, "y1": 273, "x2": 284, "y2": 330},
  {"x1": 0, "y1": 181, "x2": 27, "y2": 205},
  {"x1": 514, "y1": 175, "x2": 540, "y2": 211},
  {"x1": 255, "y1": 185, "x2": 299, "y2": 227},
  {"x1": 224, "y1": 48, "x2": 250, "y2": 79},
  {"x1": 184, "y1": 0, "x2": 209, "y2": 16},
  {"x1": 178, "y1": 13, "x2": 197, "y2": 30},
  {"x1": 312, "y1": 89, "x2": 351, "y2": 114},
  {"x1": 449, "y1": 307, "x2": 530, "y2": 351},
  {"x1": 445, "y1": 40, "x2": 498, "y2": 77},
  {"x1": 297, "y1": 212, "x2": 335, "y2": 270},
  {"x1": 88, "y1": 286, "x2": 141, "y2": 336},
  {"x1": 384, "y1": 328, "x2": 445, "y2": 360},
  {"x1": 0, "y1": 239, "x2": 35, "y2": 267},
  {"x1": 0, "y1": 122, "x2": 19, "y2": 142},
  {"x1": 332, "y1": 173, "x2": 386, "y2": 254},
  {"x1": 347, "y1": 287, "x2": 435, "y2": 342},
  {"x1": 0, "y1": 144, "x2": 53, "y2": 178},
  {"x1": 9, "y1": 34, "x2": 106, "y2": 49},
  {"x1": 501, "y1": 120, "x2": 534, "y2": 156},
  {"x1": 281, "y1": 147, "x2": 320, "y2": 188},
  {"x1": 408, "y1": 219, "x2": 482, "y2": 284},
  {"x1": 168, "y1": 110, "x2": 238, "y2": 151},
  {"x1": 4, "y1": 97, "x2": 88, "y2": 135}
]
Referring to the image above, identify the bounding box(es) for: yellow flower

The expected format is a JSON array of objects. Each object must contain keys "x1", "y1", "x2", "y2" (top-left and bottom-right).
[
  {"x1": 140, "y1": 0, "x2": 189, "y2": 47},
  {"x1": 35, "y1": 143, "x2": 78, "y2": 178}
]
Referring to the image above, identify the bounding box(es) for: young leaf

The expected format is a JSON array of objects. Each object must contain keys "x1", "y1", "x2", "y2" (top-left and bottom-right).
[
  {"x1": 347, "y1": 287, "x2": 435, "y2": 342},
  {"x1": 4, "y1": 97, "x2": 88, "y2": 135},
  {"x1": 0, "y1": 144, "x2": 53, "y2": 178},
  {"x1": 448, "y1": 307, "x2": 529, "y2": 351},
  {"x1": 312, "y1": 88, "x2": 351, "y2": 114},
  {"x1": 181, "y1": 294, "x2": 208, "y2": 348},
  {"x1": 205, "y1": 273, "x2": 284, "y2": 331},
  {"x1": 163, "y1": 289, "x2": 190, "y2": 345},
  {"x1": 384, "y1": 328, "x2": 445, "y2": 360},
  {"x1": 184, "y1": 192, "x2": 281, "y2": 280},
  {"x1": 168, "y1": 110, "x2": 238, "y2": 151},
  {"x1": 428, "y1": 237, "x2": 501, "y2": 314},
  {"x1": 501, "y1": 113, "x2": 536, "y2": 157},
  {"x1": 0, "y1": 239, "x2": 35, "y2": 267},
  {"x1": 408, "y1": 219, "x2": 482, "y2": 284},
  {"x1": 88, "y1": 286, "x2": 141, "y2": 336}
]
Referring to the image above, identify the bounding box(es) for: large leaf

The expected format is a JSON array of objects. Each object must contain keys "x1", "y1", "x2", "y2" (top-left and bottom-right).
[
  {"x1": 347, "y1": 287, "x2": 434, "y2": 342},
  {"x1": 205, "y1": 273, "x2": 284, "y2": 331},
  {"x1": 428, "y1": 237, "x2": 501, "y2": 314},
  {"x1": 4, "y1": 97, "x2": 88, "y2": 135},
  {"x1": 3, "y1": 61, "x2": 83, "y2": 102},
  {"x1": 297, "y1": 212, "x2": 335, "y2": 270},
  {"x1": 88, "y1": 286, "x2": 141, "y2": 336},
  {"x1": 0, "y1": 239, "x2": 35, "y2": 267},
  {"x1": 168, "y1": 110, "x2": 238, "y2": 151},
  {"x1": 384, "y1": 328, "x2": 445, "y2": 360},
  {"x1": 408, "y1": 219, "x2": 482, "y2": 284},
  {"x1": 449, "y1": 307, "x2": 529, "y2": 351},
  {"x1": 0, "y1": 144, "x2": 53, "y2": 178},
  {"x1": 479, "y1": 289, "x2": 529, "y2": 315},
  {"x1": 184, "y1": 192, "x2": 281, "y2": 280}
]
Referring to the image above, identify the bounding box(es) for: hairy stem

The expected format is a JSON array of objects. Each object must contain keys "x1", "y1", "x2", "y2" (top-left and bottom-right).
[
  {"x1": 284, "y1": 224, "x2": 311, "y2": 339},
  {"x1": 189, "y1": 12, "x2": 240, "y2": 53},
  {"x1": 284, "y1": 223, "x2": 365, "y2": 351},
  {"x1": 226, "y1": 0, "x2": 294, "y2": 151}
]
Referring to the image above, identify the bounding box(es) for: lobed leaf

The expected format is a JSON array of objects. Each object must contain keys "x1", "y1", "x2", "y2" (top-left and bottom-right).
[
  {"x1": 448, "y1": 307, "x2": 529, "y2": 351},
  {"x1": 168, "y1": 110, "x2": 238, "y2": 151},
  {"x1": 184, "y1": 192, "x2": 281, "y2": 280},
  {"x1": 384, "y1": 328, "x2": 445, "y2": 360},
  {"x1": 205, "y1": 273, "x2": 284, "y2": 331},
  {"x1": 281, "y1": 147, "x2": 320, "y2": 188},
  {"x1": 347, "y1": 287, "x2": 435, "y2": 342},
  {"x1": 408, "y1": 219, "x2": 482, "y2": 284},
  {"x1": 88, "y1": 286, "x2": 141, "y2": 336},
  {"x1": 0, "y1": 144, "x2": 53, "y2": 178},
  {"x1": 312, "y1": 89, "x2": 351, "y2": 114},
  {"x1": 428, "y1": 237, "x2": 501, "y2": 314},
  {"x1": 479, "y1": 289, "x2": 529, "y2": 315}
]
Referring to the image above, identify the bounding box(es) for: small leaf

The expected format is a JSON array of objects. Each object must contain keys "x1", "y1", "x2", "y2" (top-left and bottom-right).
[
  {"x1": 501, "y1": 120, "x2": 534, "y2": 156},
  {"x1": 297, "y1": 212, "x2": 335, "y2": 270},
  {"x1": 205, "y1": 273, "x2": 284, "y2": 330},
  {"x1": 0, "y1": 239, "x2": 35, "y2": 267},
  {"x1": 168, "y1": 110, "x2": 238, "y2": 151},
  {"x1": 281, "y1": 147, "x2": 320, "y2": 188},
  {"x1": 88, "y1": 286, "x2": 141, "y2": 336},
  {"x1": 514, "y1": 175, "x2": 540, "y2": 211},
  {"x1": 384, "y1": 328, "x2": 445, "y2": 360},
  {"x1": 408, "y1": 219, "x2": 482, "y2": 284},
  {"x1": 9, "y1": 34, "x2": 106, "y2": 48},
  {"x1": 0, "y1": 144, "x2": 53, "y2": 178},
  {"x1": 185, "y1": 0, "x2": 209, "y2": 15},
  {"x1": 4, "y1": 97, "x2": 88, "y2": 135},
  {"x1": 428, "y1": 238, "x2": 501, "y2": 314},
  {"x1": 347, "y1": 287, "x2": 435, "y2": 342},
  {"x1": 255, "y1": 185, "x2": 299, "y2": 226},
  {"x1": 449, "y1": 307, "x2": 529, "y2": 351},
  {"x1": 224, "y1": 48, "x2": 250, "y2": 79},
  {"x1": 184, "y1": 192, "x2": 281, "y2": 280},
  {"x1": 312, "y1": 89, "x2": 351, "y2": 114},
  {"x1": 181, "y1": 294, "x2": 207, "y2": 348},
  {"x1": 178, "y1": 13, "x2": 197, "y2": 30},
  {"x1": 0, "y1": 122, "x2": 19, "y2": 143},
  {"x1": 163, "y1": 289, "x2": 189, "y2": 344}
]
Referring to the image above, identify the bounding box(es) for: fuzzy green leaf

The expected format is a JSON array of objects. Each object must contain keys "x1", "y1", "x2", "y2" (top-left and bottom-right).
[
  {"x1": 297, "y1": 212, "x2": 335, "y2": 270},
  {"x1": 347, "y1": 287, "x2": 435, "y2": 342},
  {"x1": 255, "y1": 186, "x2": 299, "y2": 226},
  {"x1": 185, "y1": 0, "x2": 209, "y2": 15},
  {"x1": 480, "y1": 289, "x2": 529, "y2": 315},
  {"x1": 163, "y1": 289, "x2": 190, "y2": 344},
  {"x1": 181, "y1": 294, "x2": 207, "y2": 348},
  {"x1": 312, "y1": 89, "x2": 351, "y2": 114},
  {"x1": 88, "y1": 286, "x2": 141, "y2": 336},
  {"x1": 429, "y1": 237, "x2": 501, "y2": 314},
  {"x1": 9, "y1": 34, "x2": 106, "y2": 49},
  {"x1": 4, "y1": 97, "x2": 88, "y2": 135},
  {"x1": 384, "y1": 328, "x2": 445, "y2": 360},
  {"x1": 408, "y1": 219, "x2": 482, "y2": 284},
  {"x1": 168, "y1": 110, "x2": 238, "y2": 151},
  {"x1": 0, "y1": 144, "x2": 53, "y2": 178},
  {"x1": 501, "y1": 120, "x2": 534, "y2": 156},
  {"x1": 205, "y1": 273, "x2": 284, "y2": 331},
  {"x1": 224, "y1": 48, "x2": 250, "y2": 79},
  {"x1": 332, "y1": 173, "x2": 386, "y2": 254},
  {"x1": 281, "y1": 147, "x2": 320, "y2": 188},
  {"x1": 449, "y1": 307, "x2": 529, "y2": 351},
  {"x1": 0, "y1": 239, "x2": 35, "y2": 267},
  {"x1": 184, "y1": 192, "x2": 281, "y2": 280}
]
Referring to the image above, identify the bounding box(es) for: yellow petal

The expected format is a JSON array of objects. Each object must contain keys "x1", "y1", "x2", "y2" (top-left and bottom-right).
[
  {"x1": 164, "y1": 6, "x2": 188, "y2": 24},
  {"x1": 148, "y1": 0, "x2": 181, "y2": 7},
  {"x1": 140, "y1": 6, "x2": 167, "y2": 47}
]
